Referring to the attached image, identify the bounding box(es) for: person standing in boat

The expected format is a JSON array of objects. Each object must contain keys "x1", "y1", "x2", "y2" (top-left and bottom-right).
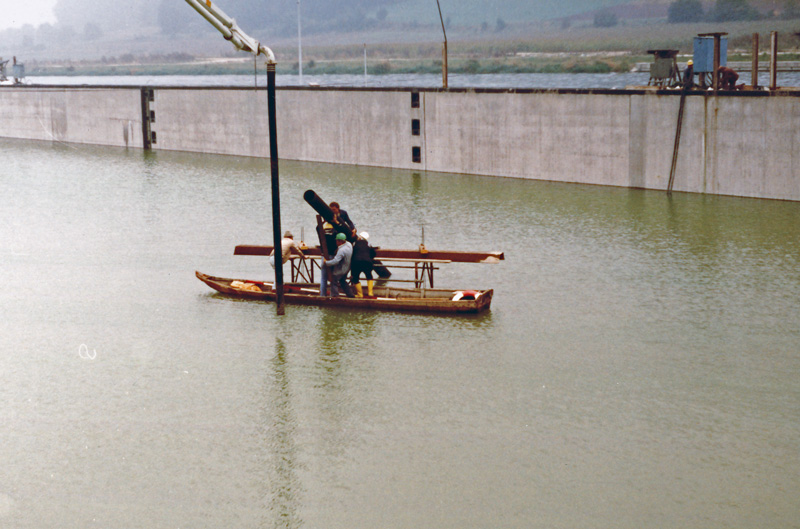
[
  {"x1": 318, "y1": 221, "x2": 336, "y2": 296},
  {"x1": 322, "y1": 221, "x2": 337, "y2": 256},
  {"x1": 270, "y1": 231, "x2": 305, "y2": 272},
  {"x1": 350, "y1": 232, "x2": 376, "y2": 298},
  {"x1": 323, "y1": 232, "x2": 354, "y2": 297},
  {"x1": 329, "y1": 201, "x2": 356, "y2": 239}
]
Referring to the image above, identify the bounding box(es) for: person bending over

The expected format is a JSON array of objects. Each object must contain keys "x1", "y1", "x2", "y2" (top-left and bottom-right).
[{"x1": 323, "y1": 232, "x2": 354, "y2": 297}]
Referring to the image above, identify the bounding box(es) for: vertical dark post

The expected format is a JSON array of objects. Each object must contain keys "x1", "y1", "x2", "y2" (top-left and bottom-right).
[
  {"x1": 751, "y1": 33, "x2": 759, "y2": 88},
  {"x1": 770, "y1": 31, "x2": 778, "y2": 90},
  {"x1": 442, "y1": 41, "x2": 448, "y2": 89},
  {"x1": 267, "y1": 62, "x2": 285, "y2": 315},
  {"x1": 712, "y1": 34, "x2": 720, "y2": 92},
  {"x1": 140, "y1": 88, "x2": 153, "y2": 151},
  {"x1": 667, "y1": 89, "x2": 687, "y2": 196}
]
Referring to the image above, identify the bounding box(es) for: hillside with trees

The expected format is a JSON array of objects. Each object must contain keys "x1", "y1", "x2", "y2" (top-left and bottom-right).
[{"x1": 0, "y1": 0, "x2": 798, "y2": 73}]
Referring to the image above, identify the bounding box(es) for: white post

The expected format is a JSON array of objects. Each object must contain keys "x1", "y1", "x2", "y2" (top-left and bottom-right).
[
  {"x1": 297, "y1": 0, "x2": 303, "y2": 84},
  {"x1": 363, "y1": 43, "x2": 367, "y2": 86}
]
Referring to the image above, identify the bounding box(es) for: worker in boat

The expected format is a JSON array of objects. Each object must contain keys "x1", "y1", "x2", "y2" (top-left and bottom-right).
[
  {"x1": 350, "y1": 232, "x2": 376, "y2": 298},
  {"x1": 683, "y1": 59, "x2": 694, "y2": 89},
  {"x1": 318, "y1": 220, "x2": 336, "y2": 296},
  {"x1": 323, "y1": 232, "x2": 354, "y2": 297},
  {"x1": 718, "y1": 66, "x2": 739, "y2": 90},
  {"x1": 269, "y1": 231, "x2": 305, "y2": 271},
  {"x1": 322, "y1": 221, "x2": 337, "y2": 257},
  {"x1": 329, "y1": 201, "x2": 357, "y2": 239}
]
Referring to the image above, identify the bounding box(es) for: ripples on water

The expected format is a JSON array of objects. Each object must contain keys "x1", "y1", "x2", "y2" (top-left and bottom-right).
[
  {"x1": 25, "y1": 71, "x2": 800, "y2": 89},
  {"x1": 0, "y1": 139, "x2": 798, "y2": 528}
]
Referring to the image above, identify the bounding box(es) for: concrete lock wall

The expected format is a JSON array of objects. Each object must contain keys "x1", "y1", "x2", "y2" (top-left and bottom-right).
[
  {"x1": 0, "y1": 87, "x2": 144, "y2": 148},
  {"x1": 418, "y1": 89, "x2": 799, "y2": 201},
  {"x1": 421, "y1": 90, "x2": 632, "y2": 186},
  {"x1": 152, "y1": 88, "x2": 267, "y2": 157},
  {"x1": 152, "y1": 87, "x2": 418, "y2": 169},
  {"x1": 1, "y1": 85, "x2": 798, "y2": 201}
]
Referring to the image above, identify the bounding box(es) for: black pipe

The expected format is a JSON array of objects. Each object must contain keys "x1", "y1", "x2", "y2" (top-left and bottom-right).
[
  {"x1": 303, "y1": 189, "x2": 356, "y2": 241},
  {"x1": 268, "y1": 63, "x2": 284, "y2": 315},
  {"x1": 303, "y1": 190, "x2": 334, "y2": 221}
]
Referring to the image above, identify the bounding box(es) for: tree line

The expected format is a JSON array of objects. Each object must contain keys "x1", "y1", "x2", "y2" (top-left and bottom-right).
[
  {"x1": 668, "y1": 0, "x2": 800, "y2": 23},
  {"x1": 159, "y1": 0, "x2": 400, "y2": 38}
]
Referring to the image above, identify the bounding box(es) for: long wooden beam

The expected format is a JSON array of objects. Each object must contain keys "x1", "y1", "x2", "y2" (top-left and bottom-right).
[{"x1": 234, "y1": 245, "x2": 504, "y2": 263}]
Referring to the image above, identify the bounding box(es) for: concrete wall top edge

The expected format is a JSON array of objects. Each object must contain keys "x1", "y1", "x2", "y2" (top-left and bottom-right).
[
  {"x1": 4, "y1": 84, "x2": 799, "y2": 98},
  {"x1": 0, "y1": 86, "x2": 143, "y2": 93}
]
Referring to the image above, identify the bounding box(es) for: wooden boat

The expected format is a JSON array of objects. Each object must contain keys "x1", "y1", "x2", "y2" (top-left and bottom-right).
[{"x1": 196, "y1": 271, "x2": 493, "y2": 314}]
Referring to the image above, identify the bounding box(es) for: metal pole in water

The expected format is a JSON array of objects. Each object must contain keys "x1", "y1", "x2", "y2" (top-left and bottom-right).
[
  {"x1": 180, "y1": 0, "x2": 282, "y2": 309},
  {"x1": 267, "y1": 63, "x2": 285, "y2": 314}
]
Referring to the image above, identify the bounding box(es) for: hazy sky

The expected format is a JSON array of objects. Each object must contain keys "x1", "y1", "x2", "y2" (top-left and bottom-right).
[{"x1": 2, "y1": 0, "x2": 58, "y2": 31}]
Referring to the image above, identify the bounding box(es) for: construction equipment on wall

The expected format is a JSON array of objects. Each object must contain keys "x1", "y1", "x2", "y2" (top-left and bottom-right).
[
  {"x1": 694, "y1": 33, "x2": 728, "y2": 89},
  {"x1": 647, "y1": 50, "x2": 681, "y2": 87},
  {"x1": 1, "y1": 57, "x2": 26, "y2": 84}
]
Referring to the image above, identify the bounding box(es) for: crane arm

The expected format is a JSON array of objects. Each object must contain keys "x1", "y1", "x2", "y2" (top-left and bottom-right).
[{"x1": 184, "y1": 0, "x2": 275, "y2": 64}]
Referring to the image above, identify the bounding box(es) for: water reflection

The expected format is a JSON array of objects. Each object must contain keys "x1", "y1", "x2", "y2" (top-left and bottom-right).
[
  {"x1": 139, "y1": 151, "x2": 164, "y2": 230},
  {"x1": 261, "y1": 338, "x2": 303, "y2": 529},
  {"x1": 410, "y1": 172, "x2": 426, "y2": 231},
  {"x1": 311, "y1": 310, "x2": 380, "y2": 471},
  {"x1": 317, "y1": 309, "x2": 379, "y2": 358}
]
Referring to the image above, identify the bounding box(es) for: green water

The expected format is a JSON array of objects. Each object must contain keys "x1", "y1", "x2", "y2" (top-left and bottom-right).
[{"x1": 1, "y1": 138, "x2": 798, "y2": 528}]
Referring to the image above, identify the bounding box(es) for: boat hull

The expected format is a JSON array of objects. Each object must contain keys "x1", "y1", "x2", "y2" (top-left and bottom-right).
[{"x1": 196, "y1": 271, "x2": 492, "y2": 314}]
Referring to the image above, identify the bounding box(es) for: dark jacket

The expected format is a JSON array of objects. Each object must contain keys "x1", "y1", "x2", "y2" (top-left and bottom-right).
[
  {"x1": 683, "y1": 64, "x2": 694, "y2": 88},
  {"x1": 352, "y1": 239, "x2": 375, "y2": 265},
  {"x1": 334, "y1": 209, "x2": 356, "y2": 234}
]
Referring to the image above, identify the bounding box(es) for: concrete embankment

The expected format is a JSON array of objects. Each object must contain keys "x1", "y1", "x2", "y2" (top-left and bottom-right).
[{"x1": 0, "y1": 85, "x2": 798, "y2": 201}]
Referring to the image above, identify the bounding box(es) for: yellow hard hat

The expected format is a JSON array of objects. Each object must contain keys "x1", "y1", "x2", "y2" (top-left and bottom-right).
[{"x1": 687, "y1": 59, "x2": 693, "y2": 66}]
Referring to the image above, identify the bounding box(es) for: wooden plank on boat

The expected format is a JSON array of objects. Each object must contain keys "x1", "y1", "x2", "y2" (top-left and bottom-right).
[
  {"x1": 376, "y1": 249, "x2": 503, "y2": 263},
  {"x1": 234, "y1": 245, "x2": 504, "y2": 263}
]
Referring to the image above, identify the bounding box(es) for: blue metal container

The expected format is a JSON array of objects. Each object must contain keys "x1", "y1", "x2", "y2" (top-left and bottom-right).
[{"x1": 693, "y1": 36, "x2": 728, "y2": 73}]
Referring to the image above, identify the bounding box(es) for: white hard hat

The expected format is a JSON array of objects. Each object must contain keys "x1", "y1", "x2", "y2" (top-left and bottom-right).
[{"x1": 359, "y1": 231, "x2": 369, "y2": 240}]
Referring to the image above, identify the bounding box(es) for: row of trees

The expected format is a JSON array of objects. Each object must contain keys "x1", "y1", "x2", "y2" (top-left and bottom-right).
[
  {"x1": 594, "y1": 11, "x2": 620, "y2": 28},
  {"x1": 158, "y1": 0, "x2": 400, "y2": 38},
  {"x1": 19, "y1": 0, "x2": 403, "y2": 41},
  {"x1": 668, "y1": 0, "x2": 800, "y2": 23},
  {"x1": 592, "y1": 0, "x2": 800, "y2": 29}
]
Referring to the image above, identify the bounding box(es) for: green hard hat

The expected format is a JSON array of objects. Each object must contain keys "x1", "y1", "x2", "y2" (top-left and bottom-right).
[{"x1": 336, "y1": 232, "x2": 347, "y2": 240}]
